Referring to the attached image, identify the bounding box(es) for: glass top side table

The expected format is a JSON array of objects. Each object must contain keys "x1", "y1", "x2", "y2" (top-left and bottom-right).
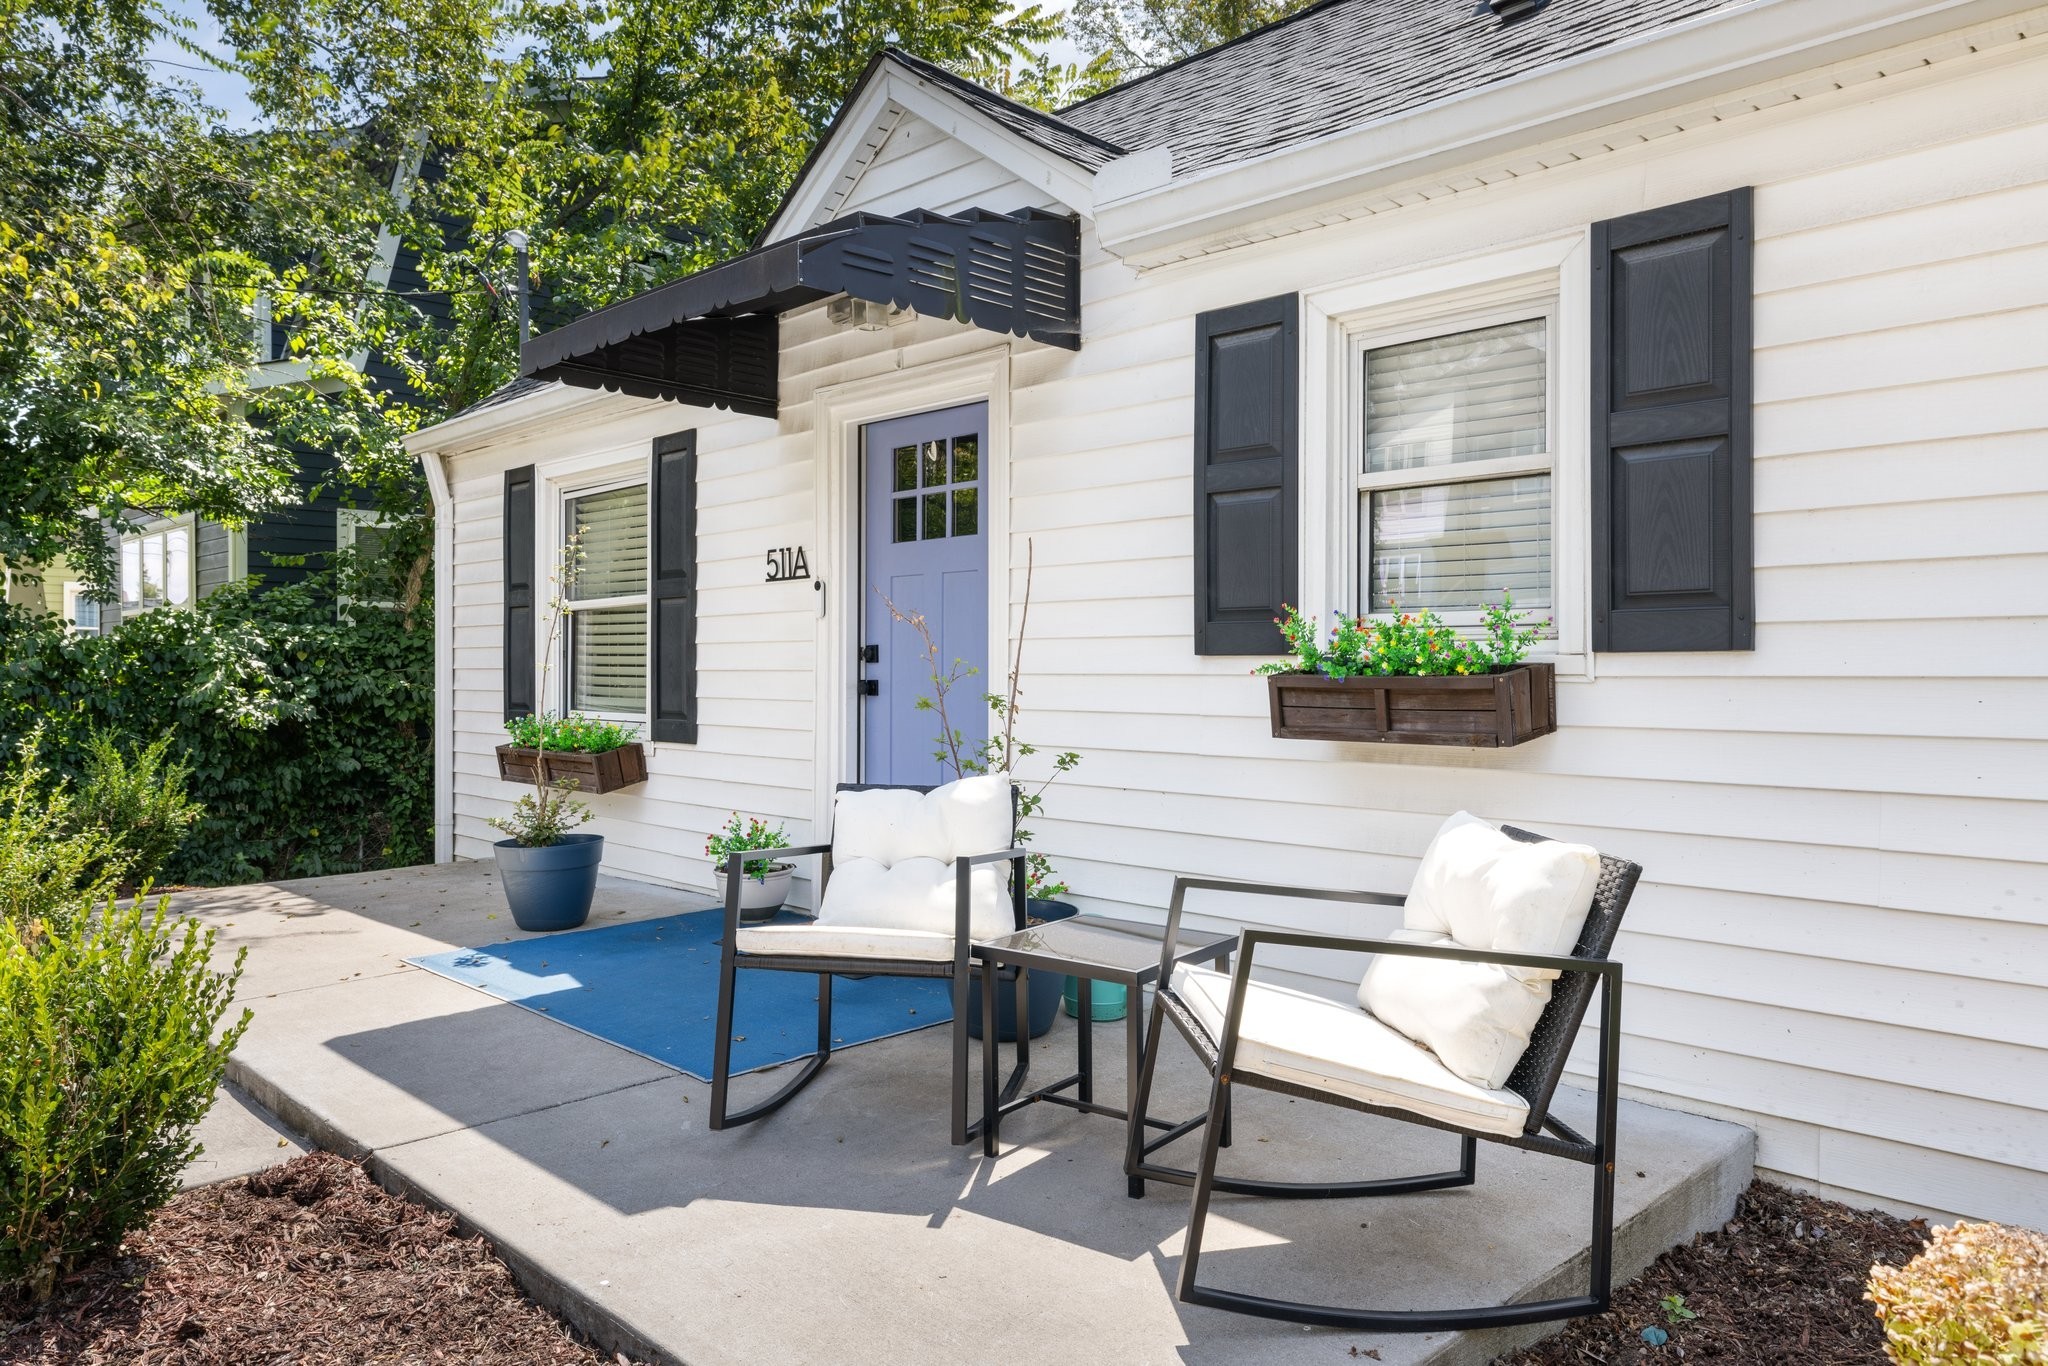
[{"x1": 972, "y1": 914, "x2": 1233, "y2": 1197}]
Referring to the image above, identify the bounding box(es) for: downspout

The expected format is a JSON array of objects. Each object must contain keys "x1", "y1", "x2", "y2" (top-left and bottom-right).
[{"x1": 418, "y1": 445, "x2": 456, "y2": 864}]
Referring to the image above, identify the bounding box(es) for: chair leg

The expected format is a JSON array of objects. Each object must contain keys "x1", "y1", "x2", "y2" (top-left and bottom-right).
[
  {"x1": 980, "y1": 964, "x2": 1001, "y2": 1157},
  {"x1": 1174, "y1": 1063, "x2": 1234, "y2": 1304},
  {"x1": 708, "y1": 961, "x2": 833, "y2": 1131},
  {"x1": 950, "y1": 965, "x2": 972, "y2": 1147}
]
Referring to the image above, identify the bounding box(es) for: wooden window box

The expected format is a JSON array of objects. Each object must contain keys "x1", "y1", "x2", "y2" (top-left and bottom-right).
[
  {"x1": 495, "y1": 742, "x2": 649, "y2": 793},
  {"x1": 1266, "y1": 663, "x2": 1556, "y2": 748}
]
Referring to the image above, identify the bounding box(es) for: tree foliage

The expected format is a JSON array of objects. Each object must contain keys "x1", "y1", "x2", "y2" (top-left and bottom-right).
[{"x1": 1067, "y1": 0, "x2": 1318, "y2": 80}]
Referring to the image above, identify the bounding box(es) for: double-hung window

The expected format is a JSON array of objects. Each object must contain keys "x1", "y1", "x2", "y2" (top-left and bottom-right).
[
  {"x1": 118, "y1": 519, "x2": 194, "y2": 612},
  {"x1": 1356, "y1": 311, "x2": 1554, "y2": 622},
  {"x1": 561, "y1": 481, "x2": 649, "y2": 718}
]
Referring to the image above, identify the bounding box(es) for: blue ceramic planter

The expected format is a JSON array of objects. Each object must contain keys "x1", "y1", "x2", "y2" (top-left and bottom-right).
[
  {"x1": 493, "y1": 833, "x2": 603, "y2": 932},
  {"x1": 967, "y1": 898, "x2": 1077, "y2": 1042}
]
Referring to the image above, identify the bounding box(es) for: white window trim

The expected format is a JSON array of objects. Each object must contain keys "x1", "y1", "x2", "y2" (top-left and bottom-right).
[
  {"x1": 336, "y1": 507, "x2": 397, "y2": 610},
  {"x1": 116, "y1": 514, "x2": 199, "y2": 613},
  {"x1": 1306, "y1": 232, "x2": 1592, "y2": 675},
  {"x1": 550, "y1": 469, "x2": 651, "y2": 726}
]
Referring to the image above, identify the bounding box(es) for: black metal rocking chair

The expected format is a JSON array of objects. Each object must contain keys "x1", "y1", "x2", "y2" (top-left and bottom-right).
[
  {"x1": 708, "y1": 781, "x2": 1035, "y2": 1147},
  {"x1": 1125, "y1": 825, "x2": 1641, "y2": 1332}
]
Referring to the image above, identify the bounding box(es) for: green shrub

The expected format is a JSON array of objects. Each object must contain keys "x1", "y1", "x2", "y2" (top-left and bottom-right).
[
  {"x1": 1868, "y1": 1220, "x2": 2048, "y2": 1364},
  {"x1": 504, "y1": 711, "x2": 638, "y2": 754},
  {"x1": 0, "y1": 736, "x2": 125, "y2": 943},
  {"x1": 0, "y1": 896, "x2": 249, "y2": 1302},
  {"x1": 0, "y1": 571, "x2": 431, "y2": 886},
  {"x1": 69, "y1": 730, "x2": 202, "y2": 888}
]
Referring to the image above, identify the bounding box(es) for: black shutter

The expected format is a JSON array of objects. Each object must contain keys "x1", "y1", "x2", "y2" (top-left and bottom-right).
[
  {"x1": 1193, "y1": 293, "x2": 1298, "y2": 655},
  {"x1": 503, "y1": 464, "x2": 535, "y2": 719},
  {"x1": 1591, "y1": 189, "x2": 1754, "y2": 652},
  {"x1": 650, "y1": 430, "x2": 698, "y2": 744}
]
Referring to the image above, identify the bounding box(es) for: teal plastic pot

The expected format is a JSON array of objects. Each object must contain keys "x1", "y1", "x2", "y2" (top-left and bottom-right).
[
  {"x1": 493, "y1": 833, "x2": 602, "y2": 932},
  {"x1": 1063, "y1": 976, "x2": 1128, "y2": 1022}
]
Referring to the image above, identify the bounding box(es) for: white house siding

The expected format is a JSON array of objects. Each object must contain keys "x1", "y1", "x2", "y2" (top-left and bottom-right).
[{"x1": 433, "y1": 35, "x2": 2048, "y2": 1225}]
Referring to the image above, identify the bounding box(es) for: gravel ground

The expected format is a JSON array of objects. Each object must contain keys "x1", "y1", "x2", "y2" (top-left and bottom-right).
[
  {"x1": 1497, "y1": 1180, "x2": 1930, "y2": 1364},
  {"x1": 2, "y1": 1152, "x2": 629, "y2": 1365}
]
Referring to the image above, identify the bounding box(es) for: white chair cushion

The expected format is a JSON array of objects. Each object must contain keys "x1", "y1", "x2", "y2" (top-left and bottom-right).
[
  {"x1": 818, "y1": 774, "x2": 1014, "y2": 941},
  {"x1": 1172, "y1": 965, "x2": 1530, "y2": 1138},
  {"x1": 734, "y1": 924, "x2": 956, "y2": 962},
  {"x1": 1357, "y1": 811, "x2": 1601, "y2": 1089}
]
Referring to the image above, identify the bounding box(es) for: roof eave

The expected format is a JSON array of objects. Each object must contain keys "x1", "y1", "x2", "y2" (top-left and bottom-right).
[{"x1": 1093, "y1": 0, "x2": 2032, "y2": 263}]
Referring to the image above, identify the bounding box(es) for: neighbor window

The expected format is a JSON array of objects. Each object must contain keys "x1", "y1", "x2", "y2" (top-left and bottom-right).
[
  {"x1": 561, "y1": 481, "x2": 649, "y2": 717},
  {"x1": 118, "y1": 520, "x2": 194, "y2": 611},
  {"x1": 1358, "y1": 314, "x2": 1552, "y2": 618}
]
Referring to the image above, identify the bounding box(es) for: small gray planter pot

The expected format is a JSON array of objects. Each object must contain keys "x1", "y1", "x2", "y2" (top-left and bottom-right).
[{"x1": 493, "y1": 833, "x2": 603, "y2": 932}]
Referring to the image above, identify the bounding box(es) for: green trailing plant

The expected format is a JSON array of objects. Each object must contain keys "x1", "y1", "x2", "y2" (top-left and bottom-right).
[
  {"x1": 504, "y1": 713, "x2": 638, "y2": 754},
  {"x1": 706, "y1": 814, "x2": 793, "y2": 881},
  {"x1": 0, "y1": 576, "x2": 432, "y2": 886},
  {"x1": 1255, "y1": 594, "x2": 1549, "y2": 679},
  {"x1": 0, "y1": 894, "x2": 250, "y2": 1303},
  {"x1": 489, "y1": 539, "x2": 591, "y2": 849},
  {"x1": 880, "y1": 539, "x2": 1082, "y2": 903},
  {"x1": 69, "y1": 730, "x2": 203, "y2": 889},
  {"x1": 1867, "y1": 1221, "x2": 2048, "y2": 1364}
]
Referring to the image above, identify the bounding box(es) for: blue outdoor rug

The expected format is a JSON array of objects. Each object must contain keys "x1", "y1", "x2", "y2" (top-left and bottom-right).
[{"x1": 407, "y1": 908, "x2": 951, "y2": 1081}]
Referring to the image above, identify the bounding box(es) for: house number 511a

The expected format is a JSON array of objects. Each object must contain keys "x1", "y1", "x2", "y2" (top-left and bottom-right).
[{"x1": 765, "y1": 546, "x2": 810, "y2": 582}]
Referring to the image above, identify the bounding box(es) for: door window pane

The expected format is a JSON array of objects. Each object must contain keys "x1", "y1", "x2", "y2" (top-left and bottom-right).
[
  {"x1": 1368, "y1": 474, "x2": 1551, "y2": 612},
  {"x1": 1366, "y1": 318, "x2": 1547, "y2": 474},
  {"x1": 893, "y1": 445, "x2": 918, "y2": 493},
  {"x1": 893, "y1": 495, "x2": 917, "y2": 543},
  {"x1": 920, "y1": 441, "x2": 946, "y2": 489},
  {"x1": 951, "y1": 434, "x2": 978, "y2": 483},
  {"x1": 565, "y1": 484, "x2": 648, "y2": 600},
  {"x1": 922, "y1": 492, "x2": 948, "y2": 540},
  {"x1": 952, "y1": 488, "x2": 978, "y2": 537},
  {"x1": 568, "y1": 604, "x2": 648, "y2": 714},
  {"x1": 165, "y1": 527, "x2": 191, "y2": 605}
]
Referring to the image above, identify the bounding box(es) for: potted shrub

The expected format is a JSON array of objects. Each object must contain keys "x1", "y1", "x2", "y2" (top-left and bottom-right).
[
  {"x1": 489, "y1": 539, "x2": 604, "y2": 932},
  {"x1": 1259, "y1": 595, "x2": 1557, "y2": 749},
  {"x1": 707, "y1": 814, "x2": 795, "y2": 924},
  {"x1": 884, "y1": 541, "x2": 1092, "y2": 1040},
  {"x1": 497, "y1": 713, "x2": 646, "y2": 794}
]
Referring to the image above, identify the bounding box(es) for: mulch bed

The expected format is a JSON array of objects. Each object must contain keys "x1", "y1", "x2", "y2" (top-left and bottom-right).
[
  {"x1": 1497, "y1": 1179, "x2": 1930, "y2": 1364},
  {"x1": 2, "y1": 1152, "x2": 630, "y2": 1364}
]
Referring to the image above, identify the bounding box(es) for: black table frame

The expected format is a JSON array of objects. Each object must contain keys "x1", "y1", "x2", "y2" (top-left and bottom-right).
[{"x1": 972, "y1": 915, "x2": 1233, "y2": 1196}]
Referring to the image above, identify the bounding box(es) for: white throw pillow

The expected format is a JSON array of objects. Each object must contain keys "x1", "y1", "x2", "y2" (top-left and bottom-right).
[
  {"x1": 1357, "y1": 812, "x2": 1601, "y2": 1089},
  {"x1": 819, "y1": 774, "x2": 1014, "y2": 940}
]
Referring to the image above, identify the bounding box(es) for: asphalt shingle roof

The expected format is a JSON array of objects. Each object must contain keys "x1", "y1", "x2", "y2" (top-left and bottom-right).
[{"x1": 1054, "y1": 0, "x2": 1749, "y2": 175}]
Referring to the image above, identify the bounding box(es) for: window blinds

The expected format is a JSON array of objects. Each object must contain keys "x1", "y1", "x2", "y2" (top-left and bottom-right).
[
  {"x1": 1365, "y1": 318, "x2": 1547, "y2": 472},
  {"x1": 567, "y1": 485, "x2": 649, "y2": 600},
  {"x1": 565, "y1": 484, "x2": 649, "y2": 714},
  {"x1": 1369, "y1": 475, "x2": 1551, "y2": 612}
]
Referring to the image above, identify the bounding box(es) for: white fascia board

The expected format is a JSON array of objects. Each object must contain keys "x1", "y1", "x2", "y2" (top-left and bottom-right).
[
  {"x1": 402, "y1": 381, "x2": 621, "y2": 459},
  {"x1": 767, "y1": 61, "x2": 1096, "y2": 240},
  {"x1": 1095, "y1": 0, "x2": 2039, "y2": 260}
]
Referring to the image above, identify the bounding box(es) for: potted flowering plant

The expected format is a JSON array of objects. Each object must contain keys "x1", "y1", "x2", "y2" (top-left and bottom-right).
[
  {"x1": 490, "y1": 540, "x2": 605, "y2": 931},
  {"x1": 1259, "y1": 594, "x2": 1557, "y2": 748},
  {"x1": 707, "y1": 814, "x2": 795, "y2": 924}
]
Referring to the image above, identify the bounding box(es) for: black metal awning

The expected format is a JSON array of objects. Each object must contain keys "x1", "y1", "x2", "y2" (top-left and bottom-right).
[{"x1": 519, "y1": 208, "x2": 1081, "y2": 418}]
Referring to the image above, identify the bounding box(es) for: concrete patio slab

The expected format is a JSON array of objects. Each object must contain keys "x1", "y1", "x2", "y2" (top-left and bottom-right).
[
  {"x1": 181, "y1": 1084, "x2": 305, "y2": 1190},
  {"x1": 171, "y1": 864, "x2": 1754, "y2": 1365}
]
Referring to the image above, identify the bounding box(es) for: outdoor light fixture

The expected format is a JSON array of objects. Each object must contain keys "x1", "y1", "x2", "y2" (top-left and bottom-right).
[{"x1": 826, "y1": 296, "x2": 905, "y2": 331}]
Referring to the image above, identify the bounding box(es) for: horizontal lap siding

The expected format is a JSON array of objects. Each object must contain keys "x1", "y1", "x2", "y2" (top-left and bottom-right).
[
  {"x1": 432, "y1": 42, "x2": 2048, "y2": 1224},
  {"x1": 1000, "y1": 50, "x2": 2048, "y2": 1224}
]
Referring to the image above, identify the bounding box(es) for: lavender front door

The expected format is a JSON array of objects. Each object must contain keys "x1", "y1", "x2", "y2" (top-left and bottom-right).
[{"x1": 861, "y1": 403, "x2": 989, "y2": 786}]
